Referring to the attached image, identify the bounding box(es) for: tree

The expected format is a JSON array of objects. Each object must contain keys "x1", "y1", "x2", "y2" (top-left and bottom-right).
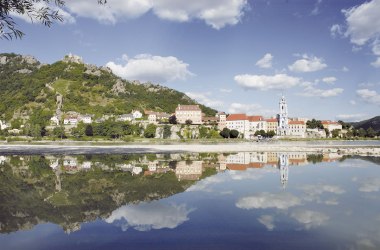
[
  {"x1": 331, "y1": 129, "x2": 340, "y2": 138},
  {"x1": 185, "y1": 119, "x2": 192, "y2": 125},
  {"x1": 169, "y1": 115, "x2": 177, "y2": 124},
  {"x1": 306, "y1": 119, "x2": 324, "y2": 129},
  {"x1": 0, "y1": 0, "x2": 106, "y2": 40},
  {"x1": 85, "y1": 124, "x2": 93, "y2": 136},
  {"x1": 324, "y1": 128, "x2": 330, "y2": 138},
  {"x1": 163, "y1": 125, "x2": 171, "y2": 139},
  {"x1": 52, "y1": 126, "x2": 65, "y2": 139},
  {"x1": 254, "y1": 130, "x2": 266, "y2": 137},
  {"x1": 229, "y1": 129, "x2": 239, "y2": 138},
  {"x1": 358, "y1": 128, "x2": 367, "y2": 137},
  {"x1": 144, "y1": 124, "x2": 157, "y2": 138},
  {"x1": 267, "y1": 130, "x2": 276, "y2": 138},
  {"x1": 367, "y1": 127, "x2": 376, "y2": 138},
  {"x1": 220, "y1": 128, "x2": 230, "y2": 138}
]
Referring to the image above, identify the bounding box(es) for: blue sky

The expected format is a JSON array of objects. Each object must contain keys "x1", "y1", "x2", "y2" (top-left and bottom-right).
[{"x1": 1, "y1": 0, "x2": 380, "y2": 121}]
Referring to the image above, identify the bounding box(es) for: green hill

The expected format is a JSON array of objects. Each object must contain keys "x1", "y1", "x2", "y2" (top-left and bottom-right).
[
  {"x1": 352, "y1": 116, "x2": 380, "y2": 132},
  {"x1": 0, "y1": 53, "x2": 217, "y2": 122}
]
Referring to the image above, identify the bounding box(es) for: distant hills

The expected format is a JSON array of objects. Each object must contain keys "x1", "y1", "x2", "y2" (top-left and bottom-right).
[
  {"x1": 351, "y1": 116, "x2": 380, "y2": 132},
  {"x1": 0, "y1": 53, "x2": 216, "y2": 122}
]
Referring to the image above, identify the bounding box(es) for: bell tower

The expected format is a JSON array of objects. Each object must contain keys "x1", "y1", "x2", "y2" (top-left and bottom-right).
[{"x1": 278, "y1": 95, "x2": 289, "y2": 136}]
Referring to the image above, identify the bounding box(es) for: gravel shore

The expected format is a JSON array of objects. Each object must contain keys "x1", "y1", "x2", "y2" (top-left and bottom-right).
[{"x1": 0, "y1": 142, "x2": 380, "y2": 155}]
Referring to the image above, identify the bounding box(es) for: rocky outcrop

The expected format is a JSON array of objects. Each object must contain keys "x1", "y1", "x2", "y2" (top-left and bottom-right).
[
  {"x1": 84, "y1": 64, "x2": 102, "y2": 76},
  {"x1": 62, "y1": 53, "x2": 83, "y2": 64},
  {"x1": 16, "y1": 69, "x2": 32, "y2": 74},
  {"x1": 21, "y1": 55, "x2": 38, "y2": 65},
  {"x1": 111, "y1": 79, "x2": 126, "y2": 95},
  {"x1": 0, "y1": 56, "x2": 7, "y2": 65}
]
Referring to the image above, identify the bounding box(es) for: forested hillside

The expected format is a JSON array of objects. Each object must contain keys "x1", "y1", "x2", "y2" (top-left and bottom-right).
[{"x1": 0, "y1": 53, "x2": 216, "y2": 123}]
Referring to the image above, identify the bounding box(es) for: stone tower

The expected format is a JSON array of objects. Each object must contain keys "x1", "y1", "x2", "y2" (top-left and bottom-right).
[{"x1": 277, "y1": 95, "x2": 289, "y2": 136}]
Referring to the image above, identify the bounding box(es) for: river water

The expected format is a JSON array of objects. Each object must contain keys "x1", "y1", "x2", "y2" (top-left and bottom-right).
[{"x1": 0, "y1": 152, "x2": 379, "y2": 249}]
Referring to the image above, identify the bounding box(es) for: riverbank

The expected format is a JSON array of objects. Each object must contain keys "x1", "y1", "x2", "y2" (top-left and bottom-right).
[{"x1": 0, "y1": 141, "x2": 380, "y2": 155}]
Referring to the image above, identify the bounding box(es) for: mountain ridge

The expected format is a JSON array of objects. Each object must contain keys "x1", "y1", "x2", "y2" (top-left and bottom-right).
[{"x1": 0, "y1": 53, "x2": 217, "y2": 124}]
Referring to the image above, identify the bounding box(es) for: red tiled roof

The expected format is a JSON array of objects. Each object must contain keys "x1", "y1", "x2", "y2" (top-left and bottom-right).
[
  {"x1": 289, "y1": 121, "x2": 305, "y2": 125},
  {"x1": 227, "y1": 164, "x2": 248, "y2": 171},
  {"x1": 266, "y1": 118, "x2": 278, "y2": 122},
  {"x1": 226, "y1": 114, "x2": 247, "y2": 121},
  {"x1": 321, "y1": 120, "x2": 340, "y2": 125},
  {"x1": 248, "y1": 116, "x2": 263, "y2": 122},
  {"x1": 175, "y1": 105, "x2": 201, "y2": 111}
]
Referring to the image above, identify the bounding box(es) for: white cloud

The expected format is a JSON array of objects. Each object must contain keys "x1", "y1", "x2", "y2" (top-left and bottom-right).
[
  {"x1": 258, "y1": 215, "x2": 275, "y2": 231},
  {"x1": 255, "y1": 53, "x2": 273, "y2": 69},
  {"x1": 330, "y1": 24, "x2": 343, "y2": 38},
  {"x1": 322, "y1": 77, "x2": 337, "y2": 84},
  {"x1": 234, "y1": 74, "x2": 301, "y2": 91},
  {"x1": 106, "y1": 54, "x2": 194, "y2": 83},
  {"x1": 300, "y1": 85, "x2": 344, "y2": 98},
  {"x1": 357, "y1": 89, "x2": 380, "y2": 105},
  {"x1": 301, "y1": 184, "x2": 345, "y2": 204},
  {"x1": 371, "y1": 57, "x2": 380, "y2": 68},
  {"x1": 343, "y1": 0, "x2": 380, "y2": 46},
  {"x1": 236, "y1": 192, "x2": 301, "y2": 210},
  {"x1": 311, "y1": 0, "x2": 322, "y2": 16},
  {"x1": 359, "y1": 178, "x2": 380, "y2": 192},
  {"x1": 288, "y1": 55, "x2": 327, "y2": 73},
  {"x1": 350, "y1": 100, "x2": 356, "y2": 105},
  {"x1": 105, "y1": 201, "x2": 194, "y2": 231},
  {"x1": 336, "y1": 113, "x2": 367, "y2": 121},
  {"x1": 66, "y1": 0, "x2": 152, "y2": 24},
  {"x1": 227, "y1": 103, "x2": 276, "y2": 116},
  {"x1": 185, "y1": 92, "x2": 223, "y2": 108},
  {"x1": 342, "y1": 66, "x2": 349, "y2": 72},
  {"x1": 290, "y1": 209, "x2": 329, "y2": 229},
  {"x1": 65, "y1": 0, "x2": 249, "y2": 29}
]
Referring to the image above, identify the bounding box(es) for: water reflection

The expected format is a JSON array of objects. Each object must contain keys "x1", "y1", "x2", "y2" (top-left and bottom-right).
[{"x1": 0, "y1": 152, "x2": 379, "y2": 249}]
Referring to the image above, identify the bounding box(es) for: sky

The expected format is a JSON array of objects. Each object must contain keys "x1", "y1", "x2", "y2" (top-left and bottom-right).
[{"x1": 1, "y1": 0, "x2": 380, "y2": 121}]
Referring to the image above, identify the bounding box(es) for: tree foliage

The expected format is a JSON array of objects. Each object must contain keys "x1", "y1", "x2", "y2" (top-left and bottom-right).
[
  {"x1": 0, "y1": 0, "x2": 106, "y2": 40},
  {"x1": 306, "y1": 119, "x2": 324, "y2": 129},
  {"x1": 144, "y1": 124, "x2": 157, "y2": 138},
  {"x1": 229, "y1": 129, "x2": 239, "y2": 138},
  {"x1": 220, "y1": 128, "x2": 230, "y2": 138}
]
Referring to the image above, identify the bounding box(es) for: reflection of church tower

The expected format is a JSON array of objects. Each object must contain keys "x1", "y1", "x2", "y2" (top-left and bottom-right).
[
  {"x1": 278, "y1": 154, "x2": 289, "y2": 189},
  {"x1": 277, "y1": 95, "x2": 289, "y2": 136}
]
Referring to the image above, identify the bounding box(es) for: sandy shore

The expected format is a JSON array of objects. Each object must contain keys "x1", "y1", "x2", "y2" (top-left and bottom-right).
[{"x1": 0, "y1": 142, "x2": 380, "y2": 155}]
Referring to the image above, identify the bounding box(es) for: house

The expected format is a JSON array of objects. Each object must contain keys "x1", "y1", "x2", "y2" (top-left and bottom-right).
[
  {"x1": 248, "y1": 116, "x2": 267, "y2": 134},
  {"x1": 117, "y1": 114, "x2": 134, "y2": 122},
  {"x1": 64, "y1": 116, "x2": 78, "y2": 125},
  {"x1": 132, "y1": 166, "x2": 143, "y2": 175},
  {"x1": 216, "y1": 112, "x2": 227, "y2": 130},
  {"x1": 175, "y1": 104, "x2": 203, "y2": 124},
  {"x1": 322, "y1": 120, "x2": 343, "y2": 132},
  {"x1": 175, "y1": 161, "x2": 203, "y2": 181},
  {"x1": 0, "y1": 120, "x2": 9, "y2": 130},
  {"x1": 132, "y1": 110, "x2": 143, "y2": 119},
  {"x1": 288, "y1": 120, "x2": 306, "y2": 137},
  {"x1": 266, "y1": 118, "x2": 278, "y2": 133},
  {"x1": 49, "y1": 159, "x2": 59, "y2": 170},
  {"x1": 202, "y1": 116, "x2": 218, "y2": 125},
  {"x1": 79, "y1": 115, "x2": 92, "y2": 124},
  {"x1": 50, "y1": 116, "x2": 60, "y2": 126},
  {"x1": 226, "y1": 114, "x2": 250, "y2": 138},
  {"x1": 81, "y1": 161, "x2": 92, "y2": 169},
  {"x1": 147, "y1": 111, "x2": 171, "y2": 124}
]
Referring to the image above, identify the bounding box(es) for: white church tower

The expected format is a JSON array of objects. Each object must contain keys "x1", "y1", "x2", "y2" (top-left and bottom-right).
[
  {"x1": 277, "y1": 95, "x2": 289, "y2": 136},
  {"x1": 278, "y1": 154, "x2": 289, "y2": 189}
]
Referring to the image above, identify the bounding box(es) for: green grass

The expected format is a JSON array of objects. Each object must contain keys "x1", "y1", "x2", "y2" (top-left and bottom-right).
[{"x1": 52, "y1": 79, "x2": 77, "y2": 94}]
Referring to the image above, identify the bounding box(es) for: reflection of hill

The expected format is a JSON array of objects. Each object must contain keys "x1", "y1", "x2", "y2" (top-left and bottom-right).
[{"x1": 0, "y1": 155, "x2": 216, "y2": 234}]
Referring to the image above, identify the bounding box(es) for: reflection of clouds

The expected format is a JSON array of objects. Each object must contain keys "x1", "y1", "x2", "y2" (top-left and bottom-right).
[
  {"x1": 229, "y1": 168, "x2": 276, "y2": 181},
  {"x1": 359, "y1": 178, "x2": 380, "y2": 192},
  {"x1": 187, "y1": 174, "x2": 224, "y2": 192},
  {"x1": 105, "y1": 201, "x2": 194, "y2": 231},
  {"x1": 300, "y1": 184, "x2": 345, "y2": 205},
  {"x1": 258, "y1": 215, "x2": 275, "y2": 231},
  {"x1": 290, "y1": 209, "x2": 329, "y2": 230},
  {"x1": 356, "y1": 238, "x2": 376, "y2": 249},
  {"x1": 236, "y1": 193, "x2": 301, "y2": 210},
  {"x1": 338, "y1": 160, "x2": 368, "y2": 168}
]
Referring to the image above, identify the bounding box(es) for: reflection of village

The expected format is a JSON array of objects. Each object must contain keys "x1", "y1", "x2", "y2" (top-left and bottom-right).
[{"x1": 0, "y1": 152, "x2": 343, "y2": 189}]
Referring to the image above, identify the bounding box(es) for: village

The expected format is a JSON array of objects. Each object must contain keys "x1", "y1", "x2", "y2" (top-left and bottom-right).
[
  {"x1": 0, "y1": 151, "x2": 343, "y2": 188},
  {"x1": 0, "y1": 95, "x2": 344, "y2": 140}
]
